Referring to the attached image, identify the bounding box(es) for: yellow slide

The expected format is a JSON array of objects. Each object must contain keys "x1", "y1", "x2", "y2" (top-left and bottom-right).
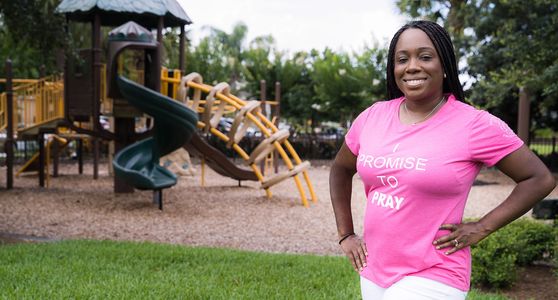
[{"x1": 16, "y1": 135, "x2": 69, "y2": 180}]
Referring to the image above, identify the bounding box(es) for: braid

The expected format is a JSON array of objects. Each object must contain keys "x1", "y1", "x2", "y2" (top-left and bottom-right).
[{"x1": 386, "y1": 20, "x2": 464, "y2": 102}]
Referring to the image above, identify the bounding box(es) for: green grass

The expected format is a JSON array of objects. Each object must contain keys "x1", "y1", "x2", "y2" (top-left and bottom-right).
[
  {"x1": 530, "y1": 143, "x2": 555, "y2": 156},
  {"x1": 0, "y1": 240, "x2": 507, "y2": 299}
]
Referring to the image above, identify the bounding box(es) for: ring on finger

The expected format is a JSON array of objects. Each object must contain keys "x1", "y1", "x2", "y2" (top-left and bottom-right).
[{"x1": 453, "y1": 239, "x2": 460, "y2": 247}]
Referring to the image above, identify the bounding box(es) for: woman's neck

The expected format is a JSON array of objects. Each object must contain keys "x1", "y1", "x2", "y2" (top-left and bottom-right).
[
  {"x1": 404, "y1": 93, "x2": 445, "y2": 113},
  {"x1": 400, "y1": 93, "x2": 447, "y2": 125}
]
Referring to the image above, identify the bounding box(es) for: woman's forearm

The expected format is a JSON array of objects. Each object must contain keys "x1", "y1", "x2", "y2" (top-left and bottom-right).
[{"x1": 330, "y1": 163, "x2": 357, "y2": 237}]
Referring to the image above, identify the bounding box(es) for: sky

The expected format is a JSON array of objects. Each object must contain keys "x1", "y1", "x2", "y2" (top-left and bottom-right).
[{"x1": 177, "y1": 0, "x2": 407, "y2": 53}]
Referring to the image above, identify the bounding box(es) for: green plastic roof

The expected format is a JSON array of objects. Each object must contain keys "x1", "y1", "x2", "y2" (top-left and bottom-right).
[
  {"x1": 108, "y1": 21, "x2": 154, "y2": 42},
  {"x1": 56, "y1": 0, "x2": 192, "y2": 28}
]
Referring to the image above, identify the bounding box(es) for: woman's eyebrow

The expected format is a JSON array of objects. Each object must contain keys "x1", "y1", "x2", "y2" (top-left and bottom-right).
[
  {"x1": 417, "y1": 46, "x2": 436, "y2": 52},
  {"x1": 396, "y1": 46, "x2": 436, "y2": 54}
]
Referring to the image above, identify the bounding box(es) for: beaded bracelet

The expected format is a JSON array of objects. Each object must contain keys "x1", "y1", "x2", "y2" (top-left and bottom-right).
[{"x1": 338, "y1": 232, "x2": 355, "y2": 245}]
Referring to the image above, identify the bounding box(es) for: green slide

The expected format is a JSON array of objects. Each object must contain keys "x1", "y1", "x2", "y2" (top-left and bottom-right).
[{"x1": 113, "y1": 76, "x2": 198, "y2": 195}]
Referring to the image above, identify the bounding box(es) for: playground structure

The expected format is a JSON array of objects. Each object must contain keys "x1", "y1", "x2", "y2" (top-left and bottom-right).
[
  {"x1": 164, "y1": 72, "x2": 314, "y2": 203},
  {"x1": 0, "y1": 0, "x2": 317, "y2": 207}
]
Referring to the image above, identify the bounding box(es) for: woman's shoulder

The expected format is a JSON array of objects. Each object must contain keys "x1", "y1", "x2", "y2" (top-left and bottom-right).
[
  {"x1": 447, "y1": 97, "x2": 513, "y2": 133},
  {"x1": 369, "y1": 97, "x2": 403, "y2": 111},
  {"x1": 355, "y1": 98, "x2": 401, "y2": 119},
  {"x1": 447, "y1": 96, "x2": 487, "y2": 120},
  {"x1": 350, "y1": 98, "x2": 399, "y2": 127}
]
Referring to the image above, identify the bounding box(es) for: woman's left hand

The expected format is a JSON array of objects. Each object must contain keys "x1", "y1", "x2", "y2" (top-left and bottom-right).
[{"x1": 433, "y1": 222, "x2": 491, "y2": 255}]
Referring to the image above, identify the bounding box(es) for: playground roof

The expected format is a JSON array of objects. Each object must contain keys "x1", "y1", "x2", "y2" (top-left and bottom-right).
[
  {"x1": 56, "y1": 0, "x2": 193, "y2": 28},
  {"x1": 108, "y1": 21, "x2": 154, "y2": 42}
]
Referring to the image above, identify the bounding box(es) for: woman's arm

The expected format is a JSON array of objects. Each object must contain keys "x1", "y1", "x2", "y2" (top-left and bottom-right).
[
  {"x1": 330, "y1": 142, "x2": 368, "y2": 271},
  {"x1": 435, "y1": 145, "x2": 556, "y2": 254}
]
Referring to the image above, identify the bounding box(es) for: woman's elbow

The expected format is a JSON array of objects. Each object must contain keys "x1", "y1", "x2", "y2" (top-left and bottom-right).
[{"x1": 540, "y1": 170, "x2": 557, "y2": 195}]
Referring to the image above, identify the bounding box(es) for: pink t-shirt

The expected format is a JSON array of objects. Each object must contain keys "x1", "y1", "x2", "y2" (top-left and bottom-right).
[{"x1": 344, "y1": 94, "x2": 523, "y2": 291}]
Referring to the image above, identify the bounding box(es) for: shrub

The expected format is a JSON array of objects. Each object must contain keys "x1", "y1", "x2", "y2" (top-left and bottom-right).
[
  {"x1": 555, "y1": 218, "x2": 558, "y2": 276},
  {"x1": 471, "y1": 218, "x2": 556, "y2": 288}
]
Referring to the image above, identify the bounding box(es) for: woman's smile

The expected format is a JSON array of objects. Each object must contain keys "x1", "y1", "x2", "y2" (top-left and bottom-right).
[{"x1": 403, "y1": 78, "x2": 427, "y2": 87}]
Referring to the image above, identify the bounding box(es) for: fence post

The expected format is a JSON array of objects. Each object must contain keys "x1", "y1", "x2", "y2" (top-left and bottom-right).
[
  {"x1": 39, "y1": 132, "x2": 45, "y2": 187},
  {"x1": 260, "y1": 80, "x2": 266, "y2": 174},
  {"x1": 274, "y1": 81, "x2": 281, "y2": 173},
  {"x1": 5, "y1": 59, "x2": 14, "y2": 189},
  {"x1": 517, "y1": 87, "x2": 530, "y2": 143}
]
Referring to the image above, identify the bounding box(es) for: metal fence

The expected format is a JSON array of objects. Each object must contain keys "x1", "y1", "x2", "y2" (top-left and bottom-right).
[
  {"x1": 529, "y1": 136, "x2": 558, "y2": 171},
  {"x1": 529, "y1": 137, "x2": 557, "y2": 156},
  {"x1": 206, "y1": 133, "x2": 345, "y2": 161}
]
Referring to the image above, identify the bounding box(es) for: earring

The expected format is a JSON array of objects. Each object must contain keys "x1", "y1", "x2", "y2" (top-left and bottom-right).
[{"x1": 443, "y1": 73, "x2": 447, "y2": 78}]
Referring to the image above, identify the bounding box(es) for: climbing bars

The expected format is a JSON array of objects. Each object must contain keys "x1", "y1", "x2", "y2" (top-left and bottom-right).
[{"x1": 163, "y1": 71, "x2": 317, "y2": 207}]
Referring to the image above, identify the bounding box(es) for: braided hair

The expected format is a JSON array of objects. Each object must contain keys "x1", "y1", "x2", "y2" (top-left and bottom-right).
[{"x1": 386, "y1": 20, "x2": 464, "y2": 102}]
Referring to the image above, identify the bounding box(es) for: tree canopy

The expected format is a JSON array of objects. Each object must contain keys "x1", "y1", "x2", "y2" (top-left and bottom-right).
[
  {"x1": 397, "y1": 0, "x2": 558, "y2": 132},
  {"x1": 1, "y1": 1, "x2": 556, "y2": 134}
]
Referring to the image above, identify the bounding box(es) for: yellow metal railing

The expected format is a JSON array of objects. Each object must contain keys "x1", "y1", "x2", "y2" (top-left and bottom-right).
[
  {"x1": 1, "y1": 67, "x2": 190, "y2": 133},
  {"x1": 0, "y1": 75, "x2": 64, "y2": 133}
]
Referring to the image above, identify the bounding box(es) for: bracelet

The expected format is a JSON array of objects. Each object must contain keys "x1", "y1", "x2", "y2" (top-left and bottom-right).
[{"x1": 338, "y1": 232, "x2": 355, "y2": 245}]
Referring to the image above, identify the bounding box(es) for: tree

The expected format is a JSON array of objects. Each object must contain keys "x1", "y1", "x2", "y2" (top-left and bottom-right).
[
  {"x1": 162, "y1": 28, "x2": 182, "y2": 70},
  {"x1": 185, "y1": 33, "x2": 232, "y2": 86},
  {"x1": 185, "y1": 22, "x2": 250, "y2": 89},
  {"x1": 275, "y1": 51, "x2": 317, "y2": 131},
  {"x1": 241, "y1": 34, "x2": 277, "y2": 99},
  {"x1": 0, "y1": 0, "x2": 65, "y2": 76},
  {"x1": 396, "y1": 0, "x2": 558, "y2": 132},
  {"x1": 206, "y1": 22, "x2": 249, "y2": 90},
  {"x1": 396, "y1": 0, "x2": 476, "y2": 64},
  {"x1": 311, "y1": 46, "x2": 386, "y2": 128},
  {"x1": 466, "y1": 0, "x2": 558, "y2": 131}
]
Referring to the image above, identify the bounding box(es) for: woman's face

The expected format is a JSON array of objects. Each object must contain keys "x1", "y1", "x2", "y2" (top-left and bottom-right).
[{"x1": 393, "y1": 28, "x2": 444, "y2": 102}]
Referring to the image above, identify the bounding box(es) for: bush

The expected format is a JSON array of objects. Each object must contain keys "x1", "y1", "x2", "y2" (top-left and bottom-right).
[
  {"x1": 471, "y1": 218, "x2": 556, "y2": 288},
  {"x1": 555, "y1": 217, "x2": 558, "y2": 276}
]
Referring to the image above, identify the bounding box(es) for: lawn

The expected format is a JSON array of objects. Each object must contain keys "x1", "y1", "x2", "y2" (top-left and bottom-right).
[
  {"x1": 0, "y1": 240, "x2": 507, "y2": 299},
  {"x1": 529, "y1": 142, "x2": 556, "y2": 156}
]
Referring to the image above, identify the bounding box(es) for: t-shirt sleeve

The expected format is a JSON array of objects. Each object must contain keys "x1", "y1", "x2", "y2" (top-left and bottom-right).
[
  {"x1": 344, "y1": 105, "x2": 374, "y2": 155},
  {"x1": 469, "y1": 111, "x2": 524, "y2": 167}
]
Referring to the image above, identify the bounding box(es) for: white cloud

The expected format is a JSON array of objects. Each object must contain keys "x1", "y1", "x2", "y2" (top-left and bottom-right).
[{"x1": 178, "y1": 0, "x2": 406, "y2": 53}]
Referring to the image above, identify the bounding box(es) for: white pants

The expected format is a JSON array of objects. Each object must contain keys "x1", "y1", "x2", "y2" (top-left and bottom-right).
[{"x1": 360, "y1": 276, "x2": 467, "y2": 300}]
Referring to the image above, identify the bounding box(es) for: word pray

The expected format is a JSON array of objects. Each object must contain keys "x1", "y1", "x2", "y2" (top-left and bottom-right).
[{"x1": 370, "y1": 191, "x2": 405, "y2": 210}]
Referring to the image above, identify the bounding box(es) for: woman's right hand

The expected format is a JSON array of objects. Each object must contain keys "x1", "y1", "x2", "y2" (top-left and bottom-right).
[{"x1": 340, "y1": 234, "x2": 368, "y2": 272}]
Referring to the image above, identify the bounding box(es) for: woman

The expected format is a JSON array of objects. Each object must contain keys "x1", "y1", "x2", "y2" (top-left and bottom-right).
[{"x1": 329, "y1": 20, "x2": 555, "y2": 300}]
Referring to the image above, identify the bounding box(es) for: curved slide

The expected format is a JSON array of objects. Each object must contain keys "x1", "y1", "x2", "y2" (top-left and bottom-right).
[{"x1": 112, "y1": 76, "x2": 198, "y2": 196}]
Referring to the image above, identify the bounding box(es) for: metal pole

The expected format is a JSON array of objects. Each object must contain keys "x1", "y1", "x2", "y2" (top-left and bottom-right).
[
  {"x1": 39, "y1": 65, "x2": 46, "y2": 78},
  {"x1": 92, "y1": 14, "x2": 101, "y2": 179},
  {"x1": 153, "y1": 189, "x2": 163, "y2": 210},
  {"x1": 39, "y1": 133, "x2": 45, "y2": 187},
  {"x1": 78, "y1": 138, "x2": 83, "y2": 174},
  {"x1": 93, "y1": 137, "x2": 99, "y2": 179},
  {"x1": 517, "y1": 87, "x2": 531, "y2": 144},
  {"x1": 260, "y1": 80, "x2": 266, "y2": 174},
  {"x1": 179, "y1": 25, "x2": 185, "y2": 74},
  {"x1": 63, "y1": 16, "x2": 70, "y2": 122},
  {"x1": 53, "y1": 137, "x2": 59, "y2": 177},
  {"x1": 92, "y1": 13, "x2": 101, "y2": 132},
  {"x1": 5, "y1": 59, "x2": 14, "y2": 189},
  {"x1": 274, "y1": 81, "x2": 281, "y2": 123},
  {"x1": 274, "y1": 81, "x2": 281, "y2": 174},
  {"x1": 114, "y1": 117, "x2": 135, "y2": 193},
  {"x1": 155, "y1": 16, "x2": 164, "y2": 92}
]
